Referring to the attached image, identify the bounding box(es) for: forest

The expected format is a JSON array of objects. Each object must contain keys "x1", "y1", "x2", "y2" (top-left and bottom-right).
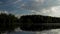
[
  {"x1": 0, "y1": 13, "x2": 60, "y2": 33},
  {"x1": 20, "y1": 15, "x2": 60, "y2": 31}
]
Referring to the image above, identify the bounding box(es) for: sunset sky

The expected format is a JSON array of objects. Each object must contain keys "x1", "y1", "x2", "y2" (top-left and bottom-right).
[{"x1": 0, "y1": 0, "x2": 60, "y2": 17}]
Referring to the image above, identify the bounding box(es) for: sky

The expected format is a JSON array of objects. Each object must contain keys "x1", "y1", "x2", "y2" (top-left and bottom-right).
[
  {"x1": 0, "y1": 0, "x2": 60, "y2": 17},
  {"x1": 1, "y1": 0, "x2": 60, "y2": 34}
]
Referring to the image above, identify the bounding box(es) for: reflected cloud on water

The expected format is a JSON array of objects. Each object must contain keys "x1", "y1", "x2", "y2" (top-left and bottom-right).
[{"x1": 8, "y1": 29, "x2": 60, "y2": 34}]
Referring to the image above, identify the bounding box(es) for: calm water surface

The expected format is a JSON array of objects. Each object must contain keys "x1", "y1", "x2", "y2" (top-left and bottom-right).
[{"x1": 7, "y1": 29, "x2": 60, "y2": 34}]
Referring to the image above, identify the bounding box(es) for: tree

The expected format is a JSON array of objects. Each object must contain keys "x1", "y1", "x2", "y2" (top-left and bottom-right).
[
  {"x1": 19, "y1": 15, "x2": 60, "y2": 31},
  {"x1": 0, "y1": 13, "x2": 19, "y2": 34}
]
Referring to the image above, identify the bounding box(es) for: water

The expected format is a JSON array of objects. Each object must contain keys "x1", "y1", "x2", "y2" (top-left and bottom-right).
[{"x1": 7, "y1": 29, "x2": 60, "y2": 34}]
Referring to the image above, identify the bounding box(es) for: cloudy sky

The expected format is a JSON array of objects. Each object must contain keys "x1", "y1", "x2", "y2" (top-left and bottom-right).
[{"x1": 0, "y1": 0, "x2": 60, "y2": 17}]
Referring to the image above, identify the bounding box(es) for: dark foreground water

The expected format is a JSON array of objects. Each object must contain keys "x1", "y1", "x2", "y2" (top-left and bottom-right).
[
  {"x1": 6, "y1": 29, "x2": 60, "y2": 34},
  {"x1": 2, "y1": 27, "x2": 60, "y2": 34}
]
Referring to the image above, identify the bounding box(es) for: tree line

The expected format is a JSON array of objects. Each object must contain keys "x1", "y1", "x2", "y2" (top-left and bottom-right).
[
  {"x1": 0, "y1": 13, "x2": 60, "y2": 33},
  {"x1": 0, "y1": 13, "x2": 19, "y2": 33},
  {"x1": 20, "y1": 15, "x2": 60, "y2": 31}
]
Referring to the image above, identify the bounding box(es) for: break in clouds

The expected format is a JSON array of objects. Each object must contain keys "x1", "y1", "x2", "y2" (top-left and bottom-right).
[{"x1": 0, "y1": 0, "x2": 60, "y2": 17}]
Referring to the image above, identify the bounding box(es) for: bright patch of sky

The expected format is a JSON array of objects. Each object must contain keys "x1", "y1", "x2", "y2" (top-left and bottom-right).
[{"x1": 0, "y1": 0, "x2": 60, "y2": 17}]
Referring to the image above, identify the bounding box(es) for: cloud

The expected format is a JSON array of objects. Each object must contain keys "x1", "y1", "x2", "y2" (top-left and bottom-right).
[
  {"x1": 0, "y1": 11, "x2": 9, "y2": 14},
  {"x1": 20, "y1": 0, "x2": 60, "y2": 17},
  {"x1": 0, "y1": 0, "x2": 60, "y2": 17},
  {"x1": 13, "y1": 0, "x2": 22, "y2": 4},
  {"x1": 0, "y1": 1, "x2": 3, "y2": 4},
  {"x1": 18, "y1": 0, "x2": 60, "y2": 13},
  {"x1": 31, "y1": 6, "x2": 60, "y2": 17},
  {"x1": 17, "y1": 0, "x2": 60, "y2": 17}
]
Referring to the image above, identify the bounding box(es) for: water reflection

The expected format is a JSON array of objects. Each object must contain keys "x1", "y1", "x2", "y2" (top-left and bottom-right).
[{"x1": 8, "y1": 29, "x2": 60, "y2": 34}]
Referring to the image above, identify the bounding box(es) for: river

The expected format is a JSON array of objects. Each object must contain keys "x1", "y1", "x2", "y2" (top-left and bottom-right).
[{"x1": 7, "y1": 28, "x2": 60, "y2": 34}]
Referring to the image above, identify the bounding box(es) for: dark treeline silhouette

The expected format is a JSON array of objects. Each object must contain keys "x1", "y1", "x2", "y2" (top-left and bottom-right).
[
  {"x1": 20, "y1": 15, "x2": 60, "y2": 31},
  {"x1": 0, "y1": 13, "x2": 19, "y2": 33},
  {"x1": 20, "y1": 15, "x2": 60, "y2": 23},
  {"x1": 1, "y1": 13, "x2": 60, "y2": 33}
]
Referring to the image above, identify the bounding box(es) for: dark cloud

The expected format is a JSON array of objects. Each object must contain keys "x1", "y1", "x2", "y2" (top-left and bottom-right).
[{"x1": 0, "y1": 0, "x2": 60, "y2": 17}]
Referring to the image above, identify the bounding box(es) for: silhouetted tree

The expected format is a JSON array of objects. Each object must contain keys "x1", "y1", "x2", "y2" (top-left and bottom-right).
[
  {"x1": 0, "y1": 13, "x2": 19, "y2": 33},
  {"x1": 19, "y1": 15, "x2": 60, "y2": 31}
]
